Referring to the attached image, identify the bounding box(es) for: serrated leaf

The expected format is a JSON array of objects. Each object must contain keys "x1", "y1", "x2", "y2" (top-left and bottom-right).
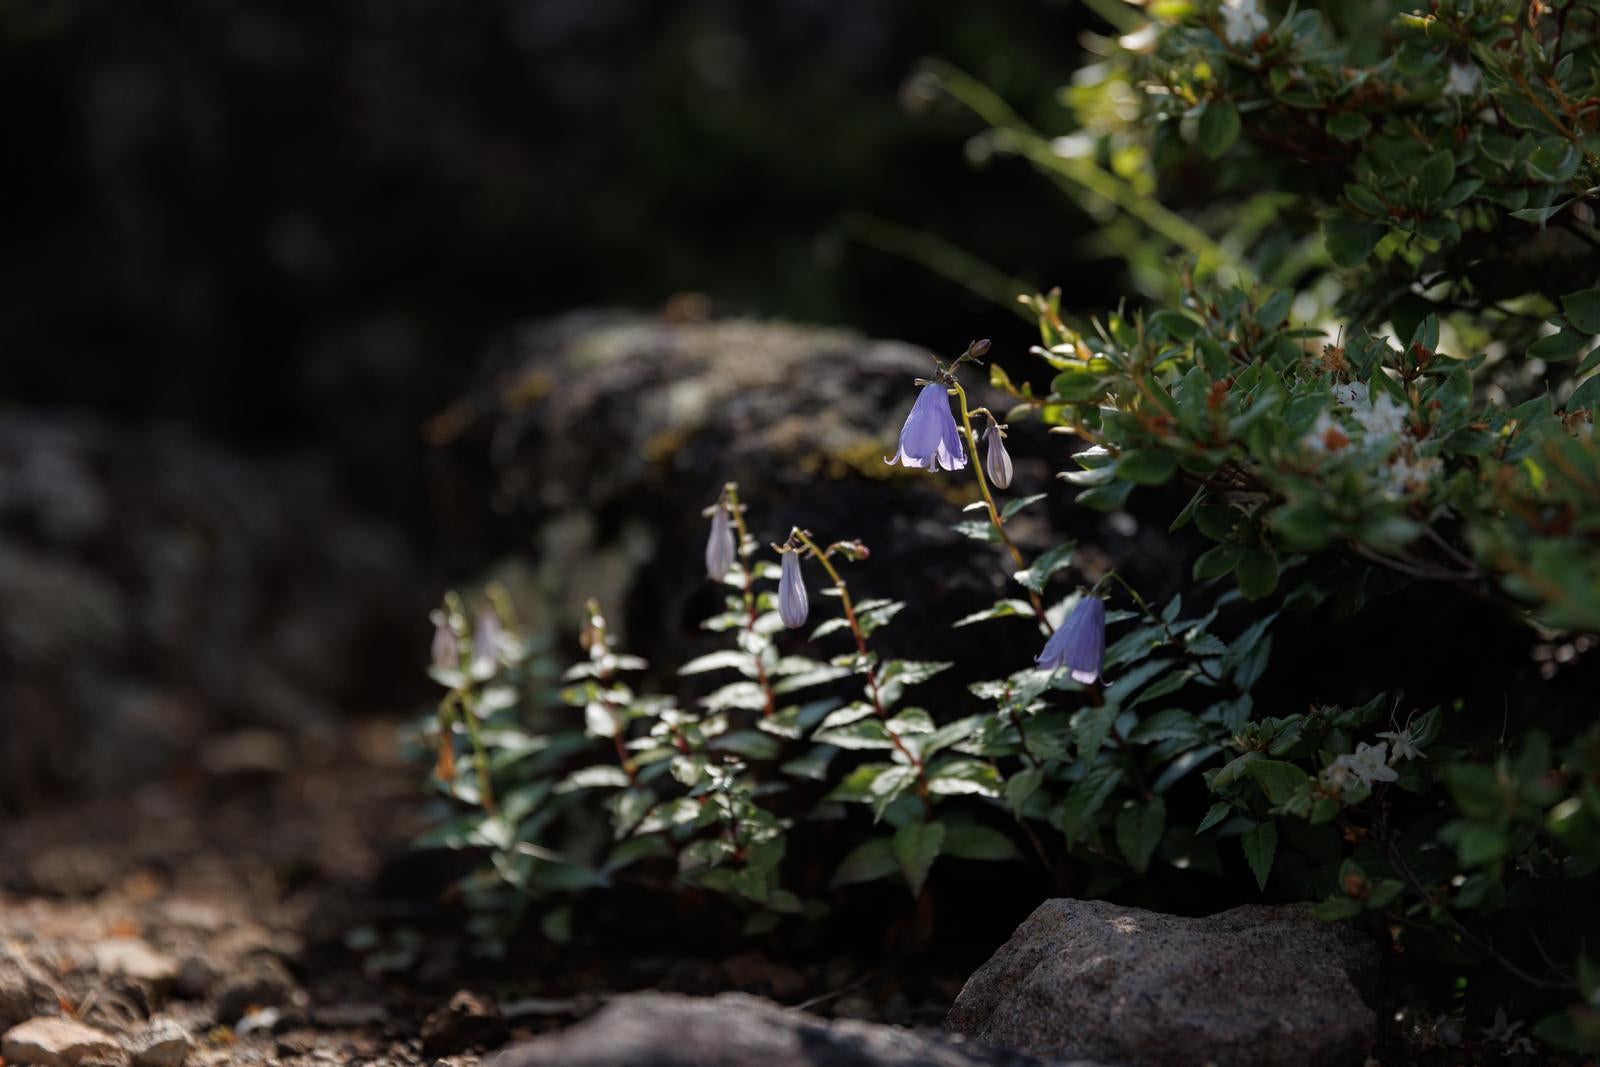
[
  {"x1": 892, "y1": 821, "x2": 945, "y2": 895},
  {"x1": 1241, "y1": 821, "x2": 1278, "y2": 891},
  {"x1": 942, "y1": 823, "x2": 1023, "y2": 861},
  {"x1": 1247, "y1": 760, "x2": 1311, "y2": 806},
  {"x1": 1014, "y1": 543, "x2": 1075, "y2": 594},
  {"x1": 1115, "y1": 796, "x2": 1166, "y2": 872},
  {"x1": 1197, "y1": 801, "x2": 1232, "y2": 833},
  {"x1": 829, "y1": 837, "x2": 898, "y2": 888}
]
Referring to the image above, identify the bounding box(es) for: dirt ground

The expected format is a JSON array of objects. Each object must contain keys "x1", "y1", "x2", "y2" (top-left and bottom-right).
[{"x1": 0, "y1": 720, "x2": 971, "y2": 1067}]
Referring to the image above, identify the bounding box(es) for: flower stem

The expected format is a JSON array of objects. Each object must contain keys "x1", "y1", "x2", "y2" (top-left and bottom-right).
[
  {"x1": 791, "y1": 529, "x2": 888, "y2": 720},
  {"x1": 724, "y1": 484, "x2": 778, "y2": 719},
  {"x1": 950, "y1": 380, "x2": 1052, "y2": 634}
]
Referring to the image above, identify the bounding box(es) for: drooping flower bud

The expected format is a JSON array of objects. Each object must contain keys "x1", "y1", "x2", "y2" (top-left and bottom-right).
[
  {"x1": 984, "y1": 424, "x2": 1013, "y2": 489},
  {"x1": 705, "y1": 502, "x2": 737, "y2": 581},
  {"x1": 778, "y1": 551, "x2": 809, "y2": 629},
  {"x1": 885, "y1": 382, "x2": 967, "y2": 472},
  {"x1": 430, "y1": 613, "x2": 458, "y2": 670},
  {"x1": 471, "y1": 609, "x2": 502, "y2": 676},
  {"x1": 1036, "y1": 594, "x2": 1106, "y2": 684}
]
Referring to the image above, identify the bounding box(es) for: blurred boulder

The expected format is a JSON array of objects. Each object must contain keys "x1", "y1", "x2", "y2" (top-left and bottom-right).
[
  {"x1": 0, "y1": 414, "x2": 418, "y2": 807},
  {"x1": 486, "y1": 991, "x2": 1096, "y2": 1067},
  {"x1": 431, "y1": 312, "x2": 1185, "y2": 688}
]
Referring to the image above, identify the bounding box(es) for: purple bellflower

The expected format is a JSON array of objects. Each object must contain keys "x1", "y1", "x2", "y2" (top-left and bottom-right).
[
  {"x1": 984, "y1": 424, "x2": 1013, "y2": 489},
  {"x1": 885, "y1": 382, "x2": 967, "y2": 471},
  {"x1": 1036, "y1": 595, "x2": 1106, "y2": 684},
  {"x1": 430, "y1": 614, "x2": 458, "y2": 670},
  {"x1": 706, "y1": 503, "x2": 736, "y2": 581},
  {"x1": 778, "y1": 550, "x2": 809, "y2": 628},
  {"x1": 471, "y1": 609, "x2": 502, "y2": 677}
]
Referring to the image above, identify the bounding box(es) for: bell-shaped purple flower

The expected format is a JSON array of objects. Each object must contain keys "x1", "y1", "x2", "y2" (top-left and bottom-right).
[
  {"x1": 430, "y1": 615, "x2": 458, "y2": 670},
  {"x1": 984, "y1": 424, "x2": 1013, "y2": 489},
  {"x1": 1036, "y1": 595, "x2": 1106, "y2": 684},
  {"x1": 471, "y1": 609, "x2": 502, "y2": 676},
  {"x1": 885, "y1": 382, "x2": 967, "y2": 471},
  {"x1": 778, "y1": 551, "x2": 809, "y2": 628},
  {"x1": 705, "y1": 504, "x2": 736, "y2": 581}
]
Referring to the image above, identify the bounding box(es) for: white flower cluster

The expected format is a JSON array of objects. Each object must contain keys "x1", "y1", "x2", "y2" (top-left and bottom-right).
[
  {"x1": 1303, "y1": 378, "x2": 1441, "y2": 498},
  {"x1": 1321, "y1": 725, "x2": 1427, "y2": 791},
  {"x1": 1220, "y1": 0, "x2": 1268, "y2": 46}
]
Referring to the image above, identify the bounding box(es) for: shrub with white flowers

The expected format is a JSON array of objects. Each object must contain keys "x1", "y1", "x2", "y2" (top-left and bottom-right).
[{"x1": 417, "y1": 0, "x2": 1600, "y2": 1055}]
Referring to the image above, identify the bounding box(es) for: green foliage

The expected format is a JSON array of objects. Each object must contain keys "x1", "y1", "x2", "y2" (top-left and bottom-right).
[{"x1": 414, "y1": 0, "x2": 1600, "y2": 1052}]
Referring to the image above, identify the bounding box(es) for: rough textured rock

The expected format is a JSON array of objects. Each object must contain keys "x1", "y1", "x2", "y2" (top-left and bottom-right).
[
  {"x1": 945, "y1": 899, "x2": 1380, "y2": 1067},
  {"x1": 421, "y1": 990, "x2": 508, "y2": 1056},
  {"x1": 487, "y1": 991, "x2": 1105, "y2": 1067},
  {"x1": 212, "y1": 955, "x2": 299, "y2": 1024},
  {"x1": 124, "y1": 1020, "x2": 192, "y2": 1067},
  {"x1": 91, "y1": 941, "x2": 179, "y2": 985},
  {"x1": 3, "y1": 1017, "x2": 121, "y2": 1067}
]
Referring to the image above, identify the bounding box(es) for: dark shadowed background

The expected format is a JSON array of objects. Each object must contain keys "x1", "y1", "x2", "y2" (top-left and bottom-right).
[{"x1": 0, "y1": 0, "x2": 1127, "y2": 809}]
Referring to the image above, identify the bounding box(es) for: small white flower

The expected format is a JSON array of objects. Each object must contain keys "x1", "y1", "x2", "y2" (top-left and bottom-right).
[
  {"x1": 1445, "y1": 62, "x2": 1481, "y2": 97},
  {"x1": 1220, "y1": 0, "x2": 1269, "y2": 46},
  {"x1": 1303, "y1": 410, "x2": 1352, "y2": 455},
  {"x1": 1376, "y1": 724, "x2": 1427, "y2": 762},
  {"x1": 1333, "y1": 742, "x2": 1399, "y2": 788},
  {"x1": 1351, "y1": 393, "x2": 1409, "y2": 438},
  {"x1": 1377, "y1": 451, "x2": 1441, "y2": 498},
  {"x1": 1330, "y1": 381, "x2": 1369, "y2": 408}
]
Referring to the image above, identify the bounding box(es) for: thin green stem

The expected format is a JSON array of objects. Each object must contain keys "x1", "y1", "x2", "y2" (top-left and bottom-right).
[
  {"x1": 724, "y1": 484, "x2": 778, "y2": 718},
  {"x1": 926, "y1": 60, "x2": 1245, "y2": 281},
  {"x1": 950, "y1": 379, "x2": 1052, "y2": 634},
  {"x1": 791, "y1": 529, "x2": 888, "y2": 720}
]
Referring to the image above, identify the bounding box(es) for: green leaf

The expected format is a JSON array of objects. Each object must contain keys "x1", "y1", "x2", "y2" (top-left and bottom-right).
[
  {"x1": 1074, "y1": 481, "x2": 1135, "y2": 511},
  {"x1": 892, "y1": 821, "x2": 945, "y2": 896},
  {"x1": 1236, "y1": 550, "x2": 1280, "y2": 600},
  {"x1": 1005, "y1": 766, "x2": 1045, "y2": 815},
  {"x1": 1415, "y1": 150, "x2": 1456, "y2": 201},
  {"x1": 829, "y1": 837, "x2": 898, "y2": 888},
  {"x1": 1561, "y1": 290, "x2": 1600, "y2": 335},
  {"x1": 942, "y1": 823, "x2": 1023, "y2": 861},
  {"x1": 1529, "y1": 328, "x2": 1590, "y2": 362},
  {"x1": 1115, "y1": 796, "x2": 1166, "y2": 872},
  {"x1": 1247, "y1": 760, "x2": 1310, "y2": 806},
  {"x1": 1116, "y1": 449, "x2": 1179, "y2": 486},
  {"x1": 1014, "y1": 542, "x2": 1075, "y2": 594},
  {"x1": 1001, "y1": 493, "x2": 1049, "y2": 520},
  {"x1": 1325, "y1": 112, "x2": 1371, "y2": 141},
  {"x1": 1324, "y1": 217, "x2": 1384, "y2": 269},
  {"x1": 927, "y1": 759, "x2": 1002, "y2": 797},
  {"x1": 1312, "y1": 898, "x2": 1363, "y2": 921},
  {"x1": 1058, "y1": 765, "x2": 1123, "y2": 845},
  {"x1": 1074, "y1": 705, "x2": 1120, "y2": 765},
  {"x1": 1241, "y1": 821, "x2": 1278, "y2": 891},
  {"x1": 1198, "y1": 99, "x2": 1241, "y2": 159},
  {"x1": 1197, "y1": 801, "x2": 1232, "y2": 833},
  {"x1": 1194, "y1": 544, "x2": 1245, "y2": 580}
]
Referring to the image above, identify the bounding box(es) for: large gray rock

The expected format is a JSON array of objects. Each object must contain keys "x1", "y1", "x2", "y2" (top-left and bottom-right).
[
  {"x1": 945, "y1": 899, "x2": 1379, "y2": 1067},
  {"x1": 487, "y1": 991, "x2": 1107, "y2": 1067}
]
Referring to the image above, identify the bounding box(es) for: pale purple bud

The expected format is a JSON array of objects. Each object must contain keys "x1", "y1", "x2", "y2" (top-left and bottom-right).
[
  {"x1": 471, "y1": 610, "x2": 502, "y2": 675},
  {"x1": 984, "y1": 424, "x2": 1013, "y2": 489},
  {"x1": 778, "y1": 551, "x2": 809, "y2": 628},
  {"x1": 885, "y1": 382, "x2": 967, "y2": 472},
  {"x1": 705, "y1": 504, "x2": 737, "y2": 581},
  {"x1": 430, "y1": 618, "x2": 458, "y2": 670},
  {"x1": 1036, "y1": 595, "x2": 1106, "y2": 684}
]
